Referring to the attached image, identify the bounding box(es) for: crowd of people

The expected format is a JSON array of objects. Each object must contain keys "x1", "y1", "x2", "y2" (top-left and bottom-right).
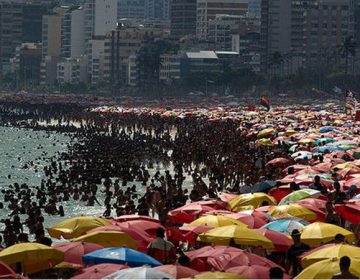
[{"x1": 0, "y1": 100, "x2": 358, "y2": 279}]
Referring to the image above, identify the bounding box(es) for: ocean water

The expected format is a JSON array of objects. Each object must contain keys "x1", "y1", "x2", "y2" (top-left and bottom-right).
[{"x1": 0, "y1": 126, "x2": 199, "y2": 241}]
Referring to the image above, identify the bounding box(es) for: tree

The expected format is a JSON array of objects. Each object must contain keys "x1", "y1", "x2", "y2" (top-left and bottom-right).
[
  {"x1": 338, "y1": 36, "x2": 356, "y2": 78},
  {"x1": 268, "y1": 52, "x2": 284, "y2": 78}
]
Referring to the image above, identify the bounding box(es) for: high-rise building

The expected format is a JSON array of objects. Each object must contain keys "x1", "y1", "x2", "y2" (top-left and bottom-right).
[
  {"x1": 118, "y1": 0, "x2": 169, "y2": 22},
  {"x1": 196, "y1": 0, "x2": 248, "y2": 40},
  {"x1": 170, "y1": 0, "x2": 197, "y2": 39},
  {"x1": 0, "y1": 2, "x2": 23, "y2": 75},
  {"x1": 40, "y1": 6, "x2": 69, "y2": 85},
  {"x1": 61, "y1": 6, "x2": 86, "y2": 59},
  {"x1": 247, "y1": 0, "x2": 261, "y2": 18},
  {"x1": 260, "y1": 0, "x2": 354, "y2": 75},
  {"x1": 22, "y1": 4, "x2": 49, "y2": 43}
]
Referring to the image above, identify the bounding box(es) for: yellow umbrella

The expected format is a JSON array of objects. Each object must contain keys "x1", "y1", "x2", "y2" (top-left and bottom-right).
[
  {"x1": 332, "y1": 163, "x2": 360, "y2": 171},
  {"x1": 47, "y1": 216, "x2": 112, "y2": 239},
  {"x1": 229, "y1": 193, "x2": 277, "y2": 212},
  {"x1": 268, "y1": 204, "x2": 317, "y2": 221},
  {"x1": 258, "y1": 138, "x2": 273, "y2": 147},
  {"x1": 0, "y1": 242, "x2": 64, "y2": 275},
  {"x1": 284, "y1": 129, "x2": 298, "y2": 136},
  {"x1": 295, "y1": 258, "x2": 360, "y2": 279},
  {"x1": 189, "y1": 215, "x2": 248, "y2": 228},
  {"x1": 198, "y1": 225, "x2": 273, "y2": 248},
  {"x1": 257, "y1": 128, "x2": 275, "y2": 138},
  {"x1": 301, "y1": 244, "x2": 360, "y2": 268},
  {"x1": 73, "y1": 231, "x2": 137, "y2": 249},
  {"x1": 298, "y1": 138, "x2": 315, "y2": 145},
  {"x1": 192, "y1": 272, "x2": 247, "y2": 279},
  {"x1": 300, "y1": 222, "x2": 355, "y2": 247}
]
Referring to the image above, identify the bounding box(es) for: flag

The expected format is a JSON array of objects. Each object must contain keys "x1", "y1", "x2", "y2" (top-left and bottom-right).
[
  {"x1": 260, "y1": 95, "x2": 270, "y2": 111},
  {"x1": 345, "y1": 89, "x2": 357, "y2": 115},
  {"x1": 333, "y1": 86, "x2": 342, "y2": 94}
]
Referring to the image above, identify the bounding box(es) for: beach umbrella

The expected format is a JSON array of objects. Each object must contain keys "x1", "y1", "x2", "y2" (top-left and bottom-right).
[
  {"x1": 257, "y1": 128, "x2": 275, "y2": 138},
  {"x1": 278, "y1": 189, "x2": 321, "y2": 206},
  {"x1": 191, "y1": 271, "x2": 245, "y2": 279},
  {"x1": 298, "y1": 138, "x2": 315, "y2": 145},
  {"x1": 314, "y1": 146, "x2": 345, "y2": 153},
  {"x1": 0, "y1": 242, "x2": 64, "y2": 275},
  {"x1": 258, "y1": 138, "x2": 273, "y2": 147},
  {"x1": 71, "y1": 263, "x2": 128, "y2": 279},
  {"x1": 73, "y1": 231, "x2": 137, "y2": 249},
  {"x1": 334, "y1": 202, "x2": 360, "y2": 224},
  {"x1": 319, "y1": 126, "x2": 335, "y2": 133},
  {"x1": 87, "y1": 225, "x2": 152, "y2": 252},
  {"x1": 333, "y1": 163, "x2": 360, "y2": 171},
  {"x1": 266, "y1": 158, "x2": 291, "y2": 168},
  {"x1": 300, "y1": 222, "x2": 355, "y2": 247},
  {"x1": 295, "y1": 258, "x2": 360, "y2": 279},
  {"x1": 185, "y1": 245, "x2": 281, "y2": 272},
  {"x1": 268, "y1": 204, "x2": 317, "y2": 221},
  {"x1": 117, "y1": 220, "x2": 164, "y2": 237},
  {"x1": 261, "y1": 219, "x2": 305, "y2": 235},
  {"x1": 254, "y1": 229, "x2": 293, "y2": 252},
  {"x1": 113, "y1": 215, "x2": 161, "y2": 223},
  {"x1": 252, "y1": 181, "x2": 277, "y2": 193},
  {"x1": 218, "y1": 193, "x2": 238, "y2": 202},
  {"x1": 226, "y1": 265, "x2": 290, "y2": 279},
  {"x1": 189, "y1": 215, "x2": 247, "y2": 228},
  {"x1": 48, "y1": 216, "x2": 112, "y2": 239},
  {"x1": 301, "y1": 243, "x2": 360, "y2": 268},
  {"x1": 168, "y1": 204, "x2": 217, "y2": 224},
  {"x1": 82, "y1": 247, "x2": 162, "y2": 267},
  {"x1": 155, "y1": 265, "x2": 198, "y2": 278},
  {"x1": 226, "y1": 211, "x2": 267, "y2": 228},
  {"x1": 104, "y1": 267, "x2": 174, "y2": 279},
  {"x1": 229, "y1": 193, "x2": 277, "y2": 211},
  {"x1": 0, "y1": 261, "x2": 16, "y2": 277},
  {"x1": 313, "y1": 138, "x2": 336, "y2": 146},
  {"x1": 178, "y1": 225, "x2": 214, "y2": 245},
  {"x1": 291, "y1": 151, "x2": 312, "y2": 160},
  {"x1": 197, "y1": 225, "x2": 273, "y2": 248},
  {"x1": 54, "y1": 242, "x2": 103, "y2": 265}
]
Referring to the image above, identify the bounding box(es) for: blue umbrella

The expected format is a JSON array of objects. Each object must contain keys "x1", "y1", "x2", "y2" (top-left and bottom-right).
[
  {"x1": 82, "y1": 247, "x2": 162, "y2": 267},
  {"x1": 261, "y1": 219, "x2": 306, "y2": 235},
  {"x1": 319, "y1": 126, "x2": 335, "y2": 133},
  {"x1": 313, "y1": 146, "x2": 345, "y2": 153},
  {"x1": 253, "y1": 180, "x2": 277, "y2": 193}
]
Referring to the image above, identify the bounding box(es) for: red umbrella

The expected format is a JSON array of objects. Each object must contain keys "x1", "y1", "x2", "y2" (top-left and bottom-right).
[
  {"x1": 312, "y1": 163, "x2": 333, "y2": 173},
  {"x1": 112, "y1": 215, "x2": 160, "y2": 223},
  {"x1": 295, "y1": 198, "x2": 327, "y2": 222},
  {"x1": 334, "y1": 202, "x2": 360, "y2": 225},
  {"x1": 254, "y1": 229, "x2": 293, "y2": 252},
  {"x1": 87, "y1": 225, "x2": 152, "y2": 252},
  {"x1": 186, "y1": 246, "x2": 282, "y2": 272},
  {"x1": 168, "y1": 204, "x2": 216, "y2": 224},
  {"x1": 0, "y1": 261, "x2": 16, "y2": 276},
  {"x1": 269, "y1": 186, "x2": 292, "y2": 203},
  {"x1": 117, "y1": 220, "x2": 164, "y2": 237},
  {"x1": 219, "y1": 193, "x2": 238, "y2": 202},
  {"x1": 0, "y1": 274, "x2": 26, "y2": 279},
  {"x1": 178, "y1": 225, "x2": 214, "y2": 245},
  {"x1": 295, "y1": 167, "x2": 321, "y2": 176},
  {"x1": 226, "y1": 212, "x2": 267, "y2": 228},
  {"x1": 195, "y1": 200, "x2": 228, "y2": 209},
  {"x1": 71, "y1": 263, "x2": 128, "y2": 279},
  {"x1": 336, "y1": 168, "x2": 360, "y2": 179},
  {"x1": 266, "y1": 158, "x2": 291, "y2": 168},
  {"x1": 344, "y1": 177, "x2": 360, "y2": 188},
  {"x1": 54, "y1": 242, "x2": 103, "y2": 265},
  {"x1": 155, "y1": 264, "x2": 198, "y2": 278},
  {"x1": 226, "y1": 265, "x2": 291, "y2": 279}
]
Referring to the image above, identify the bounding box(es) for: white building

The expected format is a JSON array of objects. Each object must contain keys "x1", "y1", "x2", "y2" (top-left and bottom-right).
[
  {"x1": 61, "y1": 6, "x2": 86, "y2": 59},
  {"x1": 159, "y1": 54, "x2": 180, "y2": 82},
  {"x1": 57, "y1": 57, "x2": 87, "y2": 84},
  {"x1": 89, "y1": 38, "x2": 106, "y2": 84}
]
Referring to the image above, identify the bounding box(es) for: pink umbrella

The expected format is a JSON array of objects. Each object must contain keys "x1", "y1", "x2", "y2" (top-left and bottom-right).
[
  {"x1": 117, "y1": 220, "x2": 164, "y2": 237},
  {"x1": 226, "y1": 265, "x2": 291, "y2": 279},
  {"x1": 168, "y1": 204, "x2": 216, "y2": 224},
  {"x1": 54, "y1": 242, "x2": 103, "y2": 265},
  {"x1": 71, "y1": 263, "x2": 128, "y2": 279},
  {"x1": 0, "y1": 261, "x2": 17, "y2": 277},
  {"x1": 112, "y1": 215, "x2": 160, "y2": 223},
  {"x1": 219, "y1": 193, "x2": 238, "y2": 202},
  {"x1": 254, "y1": 229, "x2": 293, "y2": 252},
  {"x1": 155, "y1": 265, "x2": 198, "y2": 278},
  {"x1": 178, "y1": 225, "x2": 214, "y2": 245},
  {"x1": 87, "y1": 225, "x2": 152, "y2": 252},
  {"x1": 266, "y1": 158, "x2": 291, "y2": 168},
  {"x1": 186, "y1": 246, "x2": 283, "y2": 272},
  {"x1": 226, "y1": 212, "x2": 267, "y2": 228}
]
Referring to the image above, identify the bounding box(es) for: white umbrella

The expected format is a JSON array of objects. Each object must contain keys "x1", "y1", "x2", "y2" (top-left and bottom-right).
[
  {"x1": 103, "y1": 267, "x2": 174, "y2": 279},
  {"x1": 291, "y1": 151, "x2": 312, "y2": 160}
]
